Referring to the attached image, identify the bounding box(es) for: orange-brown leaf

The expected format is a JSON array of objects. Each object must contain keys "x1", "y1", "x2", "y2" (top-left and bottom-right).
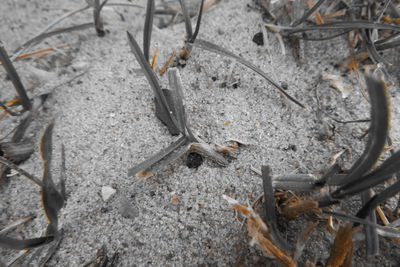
[
  {"x1": 281, "y1": 199, "x2": 319, "y2": 220},
  {"x1": 326, "y1": 223, "x2": 358, "y2": 267}
]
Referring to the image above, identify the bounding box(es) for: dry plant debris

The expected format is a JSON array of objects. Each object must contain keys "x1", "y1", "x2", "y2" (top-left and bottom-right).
[{"x1": 1, "y1": 0, "x2": 400, "y2": 265}]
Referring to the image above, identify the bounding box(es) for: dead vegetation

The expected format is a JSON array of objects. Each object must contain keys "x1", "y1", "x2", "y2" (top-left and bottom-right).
[{"x1": 1, "y1": 0, "x2": 400, "y2": 266}]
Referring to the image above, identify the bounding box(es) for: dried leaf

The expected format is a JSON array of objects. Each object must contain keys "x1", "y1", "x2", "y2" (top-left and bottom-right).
[
  {"x1": 326, "y1": 223, "x2": 358, "y2": 267},
  {"x1": 280, "y1": 199, "x2": 319, "y2": 220},
  {"x1": 321, "y1": 72, "x2": 352, "y2": 98}
]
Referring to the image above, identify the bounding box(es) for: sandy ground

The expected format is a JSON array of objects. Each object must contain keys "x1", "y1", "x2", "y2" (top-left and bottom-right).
[{"x1": 1, "y1": 0, "x2": 400, "y2": 266}]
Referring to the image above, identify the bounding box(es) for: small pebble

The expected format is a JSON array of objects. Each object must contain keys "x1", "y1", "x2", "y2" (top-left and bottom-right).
[
  {"x1": 186, "y1": 152, "x2": 204, "y2": 168},
  {"x1": 252, "y1": 32, "x2": 264, "y2": 46},
  {"x1": 101, "y1": 186, "x2": 116, "y2": 202}
]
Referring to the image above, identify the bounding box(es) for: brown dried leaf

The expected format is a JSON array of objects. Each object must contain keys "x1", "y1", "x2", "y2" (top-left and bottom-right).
[
  {"x1": 321, "y1": 72, "x2": 352, "y2": 98},
  {"x1": 326, "y1": 223, "x2": 359, "y2": 267},
  {"x1": 135, "y1": 171, "x2": 154, "y2": 179},
  {"x1": 223, "y1": 195, "x2": 296, "y2": 267},
  {"x1": 280, "y1": 199, "x2": 319, "y2": 220}
]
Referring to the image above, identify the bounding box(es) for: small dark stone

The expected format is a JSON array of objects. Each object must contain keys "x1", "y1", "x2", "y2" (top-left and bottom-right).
[
  {"x1": 281, "y1": 82, "x2": 288, "y2": 90},
  {"x1": 149, "y1": 191, "x2": 156, "y2": 197},
  {"x1": 186, "y1": 152, "x2": 203, "y2": 168},
  {"x1": 252, "y1": 32, "x2": 264, "y2": 46},
  {"x1": 211, "y1": 76, "x2": 217, "y2": 81},
  {"x1": 232, "y1": 81, "x2": 240, "y2": 88},
  {"x1": 289, "y1": 144, "x2": 297, "y2": 151}
]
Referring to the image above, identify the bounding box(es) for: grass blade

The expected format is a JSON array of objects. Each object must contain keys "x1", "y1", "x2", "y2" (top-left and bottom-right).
[
  {"x1": 323, "y1": 210, "x2": 400, "y2": 238},
  {"x1": 38, "y1": 229, "x2": 63, "y2": 267},
  {"x1": 0, "y1": 156, "x2": 43, "y2": 186},
  {"x1": 286, "y1": 21, "x2": 400, "y2": 35},
  {"x1": 40, "y1": 122, "x2": 64, "y2": 235},
  {"x1": 13, "y1": 23, "x2": 92, "y2": 54},
  {"x1": 357, "y1": 177, "x2": 400, "y2": 219},
  {"x1": 178, "y1": 0, "x2": 193, "y2": 40},
  {"x1": 154, "y1": 89, "x2": 181, "y2": 135},
  {"x1": 0, "y1": 235, "x2": 53, "y2": 250},
  {"x1": 143, "y1": 0, "x2": 155, "y2": 62},
  {"x1": 192, "y1": 39, "x2": 306, "y2": 109},
  {"x1": 0, "y1": 42, "x2": 31, "y2": 110},
  {"x1": 167, "y1": 68, "x2": 188, "y2": 136},
  {"x1": 0, "y1": 215, "x2": 35, "y2": 235},
  {"x1": 361, "y1": 190, "x2": 379, "y2": 255},
  {"x1": 332, "y1": 77, "x2": 389, "y2": 198},
  {"x1": 189, "y1": 142, "x2": 229, "y2": 166},
  {"x1": 94, "y1": 0, "x2": 109, "y2": 36},
  {"x1": 128, "y1": 136, "x2": 187, "y2": 177},
  {"x1": 127, "y1": 31, "x2": 181, "y2": 134},
  {"x1": 190, "y1": 0, "x2": 205, "y2": 43},
  {"x1": 261, "y1": 165, "x2": 290, "y2": 251}
]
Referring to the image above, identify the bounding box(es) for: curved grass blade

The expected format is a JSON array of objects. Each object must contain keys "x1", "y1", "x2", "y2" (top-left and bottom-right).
[
  {"x1": 127, "y1": 31, "x2": 181, "y2": 134},
  {"x1": 323, "y1": 210, "x2": 400, "y2": 238},
  {"x1": 128, "y1": 136, "x2": 187, "y2": 177},
  {"x1": 286, "y1": 21, "x2": 400, "y2": 35},
  {"x1": 332, "y1": 77, "x2": 389, "y2": 198},
  {"x1": 362, "y1": 30, "x2": 391, "y2": 65},
  {"x1": 190, "y1": 0, "x2": 205, "y2": 43},
  {"x1": 94, "y1": 0, "x2": 109, "y2": 36},
  {"x1": 361, "y1": 190, "x2": 379, "y2": 255},
  {"x1": 178, "y1": 0, "x2": 193, "y2": 40},
  {"x1": 357, "y1": 179, "x2": 400, "y2": 219},
  {"x1": 0, "y1": 42, "x2": 31, "y2": 110},
  {"x1": 12, "y1": 4, "x2": 90, "y2": 56},
  {"x1": 376, "y1": 39, "x2": 400, "y2": 51},
  {"x1": 374, "y1": 0, "x2": 392, "y2": 22},
  {"x1": 299, "y1": 30, "x2": 351, "y2": 41},
  {"x1": 291, "y1": 0, "x2": 326, "y2": 27},
  {"x1": 40, "y1": 122, "x2": 64, "y2": 235},
  {"x1": 38, "y1": 229, "x2": 63, "y2": 267},
  {"x1": 0, "y1": 156, "x2": 43, "y2": 186},
  {"x1": 13, "y1": 23, "x2": 93, "y2": 55},
  {"x1": 0, "y1": 215, "x2": 35, "y2": 235},
  {"x1": 0, "y1": 235, "x2": 53, "y2": 250},
  {"x1": 191, "y1": 39, "x2": 306, "y2": 109},
  {"x1": 261, "y1": 165, "x2": 290, "y2": 251},
  {"x1": 143, "y1": 0, "x2": 155, "y2": 62},
  {"x1": 331, "y1": 155, "x2": 400, "y2": 198}
]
